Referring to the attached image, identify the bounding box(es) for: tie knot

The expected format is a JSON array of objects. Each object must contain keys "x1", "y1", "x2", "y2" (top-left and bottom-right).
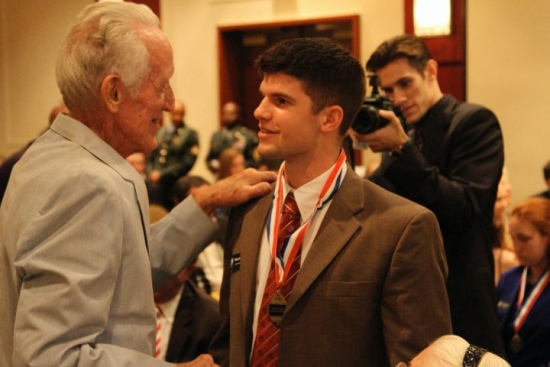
[
  {"x1": 282, "y1": 192, "x2": 299, "y2": 216},
  {"x1": 278, "y1": 192, "x2": 301, "y2": 254}
]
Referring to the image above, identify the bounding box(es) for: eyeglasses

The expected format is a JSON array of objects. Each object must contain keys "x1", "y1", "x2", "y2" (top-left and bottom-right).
[{"x1": 149, "y1": 77, "x2": 171, "y2": 98}]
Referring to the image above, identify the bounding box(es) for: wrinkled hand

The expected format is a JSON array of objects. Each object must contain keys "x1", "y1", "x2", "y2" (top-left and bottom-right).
[
  {"x1": 351, "y1": 109, "x2": 409, "y2": 153},
  {"x1": 175, "y1": 354, "x2": 219, "y2": 367},
  {"x1": 192, "y1": 168, "x2": 277, "y2": 214}
]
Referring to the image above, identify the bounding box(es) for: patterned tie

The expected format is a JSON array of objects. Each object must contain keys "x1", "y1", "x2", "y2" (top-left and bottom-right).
[
  {"x1": 250, "y1": 192, "x2": 301, "y2": 367},
  {"x1": 277, "y1": 192, "x2": 301, "y2": 253},
  {"x1": 155, "y1": 305, "x2": 163, "y2": 359}
]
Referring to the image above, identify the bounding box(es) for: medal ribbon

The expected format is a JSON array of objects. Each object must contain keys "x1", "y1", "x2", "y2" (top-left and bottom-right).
[
  {"x1": 513, "y1": 268, "x2": 549, "y2": 334},
  {"x1": 266, "y1": 150, "x2": 346, "y2": 288}
]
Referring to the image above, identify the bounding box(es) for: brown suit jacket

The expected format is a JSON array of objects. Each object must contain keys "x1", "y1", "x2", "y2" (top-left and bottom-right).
[{"x1": 209, "y1": 168, "x2": 452, "y2": 366}]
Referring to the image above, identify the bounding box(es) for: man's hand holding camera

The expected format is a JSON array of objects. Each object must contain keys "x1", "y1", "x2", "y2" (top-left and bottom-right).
[
  {"x1": 350, "y1": 74, "x2": 410, "y2": 155},
  {"x1": 351, "y1": 109, "x2": 410, "y2": 154}
]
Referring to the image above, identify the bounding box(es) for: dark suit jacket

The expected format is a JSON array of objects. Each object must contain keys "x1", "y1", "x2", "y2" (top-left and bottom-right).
[
  {"x1": 206, "y1": 124, "x2": 259, "y2": 170},
  {"x1": 497, "y1": 267, "x2": 550, "y2": 367},
  {"x1": 165, "y1": 280, "x2": 220, "y2": 363},
  {"x1": 371, "y1": 94, "x2": 505, "y2": 354},
  {"x1": 147, "y1": 122, "x2": 199, "y2": 182},
  {"x1": 146, "y1": 122, "x2": 199, "y2": 209},
  {"x1": 209, "y1": 169, "x2": 452, "y2": 367}
]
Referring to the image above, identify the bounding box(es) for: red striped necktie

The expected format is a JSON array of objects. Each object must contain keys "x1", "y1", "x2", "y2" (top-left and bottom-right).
[
  {"x1": 155, "y1": 304, "x2": 163, "y2": 359},
  {"x1": 250, "y1": 192, "x2": 301, "y2": 367}
]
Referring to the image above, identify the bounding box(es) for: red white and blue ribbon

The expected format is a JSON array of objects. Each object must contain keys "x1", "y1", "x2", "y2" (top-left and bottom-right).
[
  {"x1": 266, "y1": 150, "x2": 347, "y2": 287},
  {"x1": 514, "y1": 268, "x2": 549, "y2": 334}
]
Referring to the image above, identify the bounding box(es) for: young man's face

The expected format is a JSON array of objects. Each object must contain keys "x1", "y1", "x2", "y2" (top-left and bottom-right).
[
  {"x1": 254, "y1": 72, "x2": 323, "y2": 163},
  {"x1": 376, "y1": 58, "x2": 438, "y2": 124}
]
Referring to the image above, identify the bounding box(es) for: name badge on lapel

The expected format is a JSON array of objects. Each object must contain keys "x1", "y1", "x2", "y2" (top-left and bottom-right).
[{"x1": 230, "y1": 254, "x2": 241, "y2": 271}]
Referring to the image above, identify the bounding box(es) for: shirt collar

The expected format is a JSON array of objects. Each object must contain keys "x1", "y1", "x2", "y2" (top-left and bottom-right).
[{"x1": 282, "y1": 161, "x2": 347, "y2": 222}]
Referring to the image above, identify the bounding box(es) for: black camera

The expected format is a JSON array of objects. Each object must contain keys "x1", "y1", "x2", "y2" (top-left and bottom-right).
[{"x1": 351, "y1": 74, "x2": 403, "y2": 135}]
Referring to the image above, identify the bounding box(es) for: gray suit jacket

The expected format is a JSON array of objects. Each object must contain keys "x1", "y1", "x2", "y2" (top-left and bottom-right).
[
  {"x1": 0, "y1": 114, "x2": 217, "y2": 367},
  {"x1": 210, "y1": 168, "x2": 452, "y2": 367}
]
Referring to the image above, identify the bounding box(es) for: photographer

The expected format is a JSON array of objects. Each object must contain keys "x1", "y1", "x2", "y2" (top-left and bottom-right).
[{"x1": 352, "y1": 34, "x2": 505, "y2": 355}]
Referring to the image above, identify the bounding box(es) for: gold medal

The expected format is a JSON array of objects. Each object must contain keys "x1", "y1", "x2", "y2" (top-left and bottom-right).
[
  {"x1": 509, "y1": 333, "x2": 523, "y2": 353},
  {"x1": 268, "y1": 291, "x2": 286, "y2": 324}
]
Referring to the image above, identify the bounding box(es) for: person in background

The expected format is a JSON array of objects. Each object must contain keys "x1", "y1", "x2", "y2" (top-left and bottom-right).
[
  {"x1": 127, "y1": 152, "x2": 147, "y2": 179},
  {"x1": 493, "y1": 168, "x2": 518, "y2": 285},
  {"x1": 0, "y1": 101, "x2": 68, "y2": 205},
  {"x1": 397, "y1": 335, "x2": 510, "y2": 367},
  {"x1": 172, "y1": 175, "x2": 210, "y2": 205},
  {"x1": 127, "y1": 151, "x2": 159, "y2": 203},
  {"x1": 149, "y1": 209, "x2": 220, "y2": 364},
  {"x1": 0, "y1": 3, "x2": 276, "y2": 367},
  {"x1": 172, "y1": 175, "x2": 224, "y2": 298},
  {"x1": 212, "y1": 148, "x2": 247, "y2": 260},
  {"x1": 208, "y1": 37, "x2": 451, "y2": 367},
  {"x1": 206, "y1": 101, "x2": 259, "y2": 174},
  {"x1": 534, "y1": 160, "x2": 550, "y2": 199},
  {"x1": 216, "y1": 148, "x2": 246, "y2": 181},
  {"x1": 354, "y1": 34, "x2": 505, "y2": 354},
  {"x1": 147, "y1": 99, "x2": 200, "y2": 210},
  {"x1": 154, "y1": 265, "x2": 220, "y2": 363},
  {"x1": 496, "y1": 197, "x2": 550, "y2": 367},
  {"x1": 256, "y1": 156, "x2": 283, "y2": 173}
]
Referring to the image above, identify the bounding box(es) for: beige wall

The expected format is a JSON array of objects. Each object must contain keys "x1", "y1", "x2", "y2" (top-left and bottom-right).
[
  {"x1": 467, "y1": 0, "x2": 550, "y2": 203},
  {"x1": 1, "y1": 0, "x2": 548, "y2": 204},
  {"x1": 161, "y1": 0, "x2": 403, "y2": 182},
  {"x1": 0, "y1": 0, "x2": 92, "y2": 150}
]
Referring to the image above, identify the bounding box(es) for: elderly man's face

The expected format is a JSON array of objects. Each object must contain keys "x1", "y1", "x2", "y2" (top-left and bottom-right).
[{"x1": 115, "y1": 32, "x2": 175, "y2": 156}]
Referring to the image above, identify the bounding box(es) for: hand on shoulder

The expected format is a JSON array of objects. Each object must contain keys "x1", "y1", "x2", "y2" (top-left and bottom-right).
[{"x1": 192, "y1": 168, "x2": 276, "y2": 214}]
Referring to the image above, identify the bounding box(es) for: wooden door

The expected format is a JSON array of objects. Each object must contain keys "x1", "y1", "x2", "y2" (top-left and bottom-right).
[{"x1": 218, "y1": 16, "x2": 360, "y2": 131}]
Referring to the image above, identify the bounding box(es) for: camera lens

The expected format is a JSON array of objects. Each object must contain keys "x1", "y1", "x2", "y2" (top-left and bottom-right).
[{"x1": 352, "y1": 104, "x2": 385, "y2": 134}]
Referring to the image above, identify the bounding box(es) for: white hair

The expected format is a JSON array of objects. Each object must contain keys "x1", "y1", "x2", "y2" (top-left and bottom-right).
[{"x1": 55, "y1": 2, "x2": 161, "y2": 110}]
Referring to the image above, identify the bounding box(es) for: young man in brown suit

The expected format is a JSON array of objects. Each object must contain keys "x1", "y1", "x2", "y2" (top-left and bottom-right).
[{"x1": 209, "y1": 37, "x2": 452, "y2": 367}]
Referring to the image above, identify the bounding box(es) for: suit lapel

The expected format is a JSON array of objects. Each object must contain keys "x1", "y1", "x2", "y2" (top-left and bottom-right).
[
  {"x1": 238, "y1": 171, "x2": 365, "y2": 319},
  {"x1": 51, "y1": 115, "x2": 151, "y2": 250},
  {"x1": 286, "y1": 169, "x2": 364, "y2": 312},
  {"x1": 129, "y1": 178, "x2": 150, "y2": 250},
  {"x1": 237, "y1": 194, "x2": 273, "y2": 334}
]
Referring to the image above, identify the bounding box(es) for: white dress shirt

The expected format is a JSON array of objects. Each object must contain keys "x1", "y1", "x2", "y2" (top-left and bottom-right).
[{"x1": 251, "y1": 162, "x2": 347, "y2": 350}]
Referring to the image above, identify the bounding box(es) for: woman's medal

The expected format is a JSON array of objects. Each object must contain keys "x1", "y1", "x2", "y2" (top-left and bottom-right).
[
  {"x1": 510, "y1": 268, "x2": 549, "y2": 353},
  {"x1": 509, "y1": 333, "x2": 523, "y2": 353}
]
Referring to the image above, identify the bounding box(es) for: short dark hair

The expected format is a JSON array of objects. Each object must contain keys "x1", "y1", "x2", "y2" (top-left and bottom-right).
[
  {"x1": 366, "y1": 34, "x2": 432, "y2": 74},
  {"x1": 172, "y1": 175, "x2": 209, "y2": 203},
  {"x1": 544, "y1": 160, "x2": 550, "y2": 180},
  {"x1": 255, "y1": 37, "x2": 366, "y2": 135}
]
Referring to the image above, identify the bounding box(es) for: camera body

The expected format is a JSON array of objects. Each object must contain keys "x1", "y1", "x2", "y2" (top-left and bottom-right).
[{"x1": 351, "y1": 74, "x2": 403, "y2": 135}]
